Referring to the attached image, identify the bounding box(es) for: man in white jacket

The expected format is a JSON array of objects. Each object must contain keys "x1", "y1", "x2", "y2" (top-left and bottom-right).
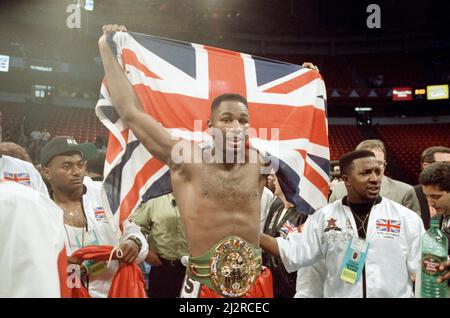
[
  {"x1": 261, "y1": 150, "x2": 425, "y2": 297},
  {"x1": 0, "y1": 153, "x2": 49, "y2": 197},
  {"x1": 41, "y1": 136, "x2": 148, "y2": 297},
  {"x1": 0, "y1": 181, "x2": 66, "y2": 297}
]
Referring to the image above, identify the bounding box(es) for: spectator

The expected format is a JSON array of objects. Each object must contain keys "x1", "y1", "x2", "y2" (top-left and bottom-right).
[
  {"x1": 266, "y1": 169, "x2": 277, "y2": 193},
  {"x1": 132, "y1": 193, "x2": 188, "y2": 298},
  {"x1": 95, "y1": 136, "x2": 106, "y2": 151},
  {"x1": 86, "y1": 152, "x2": 106, "y2": 182},
  {"x1": 41, "y1": 128, "x2": 51, "y2": 145},
  {"x1": 30, "y1": 127, "x2": 42, "y2": 144},
  {"x1": 419, "y1": 161, "x2": 450, "y2": 255},
  {"x1": 0, "y1": 145, "x2": 49, "y2": 197},
  {"x1": 18, "y1": 115, "x2": 29, "y2": 147},
  {"x1": 329, "y1": 161, "x2": 342, "y2": 197},
  {"x1": 408, "y1": 146, "x2": 450, "y2": 229},
  {"x1": 27, "y1": 139, "x2": 43, "y2": 164},
  {"x1": 41, "y1": 136, "x2": 148, "y2": 298},
  {"x1": 0, "y1": 180, "x2": 68, "y2": 297},
  {"x1": 262, "y1": 174, "x2": 308, "y2": 298},
  {"x1": 260, "y1": 186, "x2": 276, "y2": 232}
]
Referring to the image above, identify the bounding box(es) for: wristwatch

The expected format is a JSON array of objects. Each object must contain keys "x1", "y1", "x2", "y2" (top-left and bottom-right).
[{"x1": 128, "y1": 236, "x2": 143, "y2": 250}]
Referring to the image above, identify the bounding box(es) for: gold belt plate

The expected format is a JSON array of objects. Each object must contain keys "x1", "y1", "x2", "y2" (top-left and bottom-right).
[{"x1": 209, "y1": 237, "x2": 259, "y2": 297}]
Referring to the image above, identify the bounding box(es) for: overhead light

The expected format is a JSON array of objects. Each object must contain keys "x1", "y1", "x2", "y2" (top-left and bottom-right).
[
  {"x1": 30, "y1": 65, "x2": 53, "y2": 72},
  {"x1": 85, "y1": 0, "x2": 94, "y2": 11},
  {"x1": 354, "y1": 107, "x2": 372, "y2": 112},
  {"x1": 0, "y1": 54, "x2": 10, "y2": 72}
]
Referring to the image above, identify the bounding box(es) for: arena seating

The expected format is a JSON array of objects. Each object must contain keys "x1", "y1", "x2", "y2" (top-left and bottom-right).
[
  {"x1": 266, "y1": 52, "x2": 426, "y2": 90},
  {"x1": 348, "y1": 53, "x2": 423, "y2": 87},
  {"x1": 0, "y1": 102, "x2": 108, "y2": 143},
  {"x1": 44, "y1": 107, "x2": 107, "y2": 142},
  {"x1": 375, "y1": 124, "x2": 450, "y2": 184},
  {"x1": 328, "y1": 125, "x2": 364, "y2": 161}
]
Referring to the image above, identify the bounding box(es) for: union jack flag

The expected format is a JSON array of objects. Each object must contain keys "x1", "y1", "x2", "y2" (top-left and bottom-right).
[
  {"x1": 280, "y1": 220, "x2": 302, "y2": 238},
  {"x1": 3, "y1": 172, "x2": 31, "y2": 186},
  {"x1": 96, "y1": 32, "x2": 329, "y2": 229},
  {"x1": 94, "y1": 207, "x2": 106, "y2": 221},
  {"x1": 376, "y1": 219, "x2": 401, "y2": 234}
]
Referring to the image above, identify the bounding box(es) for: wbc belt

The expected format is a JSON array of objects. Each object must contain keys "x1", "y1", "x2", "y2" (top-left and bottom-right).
[{"x1": 187, "y1": 236, "x2": 262, "y2": 297}]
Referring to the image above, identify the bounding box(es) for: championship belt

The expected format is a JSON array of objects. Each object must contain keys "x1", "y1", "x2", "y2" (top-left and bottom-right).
[{"x1": 187, "y1": 236, "x2": 262, "y2": 297}]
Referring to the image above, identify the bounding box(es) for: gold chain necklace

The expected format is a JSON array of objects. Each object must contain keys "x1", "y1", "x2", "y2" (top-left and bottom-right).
[{"x1": 347, "y1": 199, "x2": 376, "y2": 237}]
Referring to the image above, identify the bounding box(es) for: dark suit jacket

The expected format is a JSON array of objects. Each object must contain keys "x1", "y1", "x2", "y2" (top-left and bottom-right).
[{"x1": 414, "y1": 184, "x2": 431, "y2": 229}]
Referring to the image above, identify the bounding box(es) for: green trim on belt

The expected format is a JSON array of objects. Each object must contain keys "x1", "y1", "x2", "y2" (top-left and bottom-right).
[{"x1": 186, "y1": 235, "x2": 262, "y2": 296}]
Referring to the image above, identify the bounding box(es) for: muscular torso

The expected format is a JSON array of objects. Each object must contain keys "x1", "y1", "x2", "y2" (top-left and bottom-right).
[{"x1": 170, "y1": 144, "x2": 265, "y2": 256}]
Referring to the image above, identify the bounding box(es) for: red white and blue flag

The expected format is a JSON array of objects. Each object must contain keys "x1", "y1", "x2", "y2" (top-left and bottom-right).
[
  {"x1": 96, "y1": 32, "x2": 329, "y2": 229},
  {"x1": 376, "y1": 219, "x2": 401, "y2": 234},
  {"x1": 94, "y1": 207, "x2": 106, "y2": 222},
  {"x1": 280, "y1": 220, "x2": 302, "y2": 238},
  {"x1": 3, "y1": 172, "x2": 31, "y2": 186}
]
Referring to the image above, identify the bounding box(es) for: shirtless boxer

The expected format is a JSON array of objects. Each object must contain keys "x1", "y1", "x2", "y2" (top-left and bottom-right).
[{"x1": 99, "y1": 24, "x2": 271, "y2": 298}]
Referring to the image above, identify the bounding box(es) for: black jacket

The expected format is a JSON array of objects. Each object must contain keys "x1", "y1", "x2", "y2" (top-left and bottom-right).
[{"x1": 263, "y1": 197, "x2": 308, "y2": 298}]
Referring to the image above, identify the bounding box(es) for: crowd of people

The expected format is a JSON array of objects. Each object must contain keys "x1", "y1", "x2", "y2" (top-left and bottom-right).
[{"x1": 0, "y1": 24, "x2": 449, "y2": 298}]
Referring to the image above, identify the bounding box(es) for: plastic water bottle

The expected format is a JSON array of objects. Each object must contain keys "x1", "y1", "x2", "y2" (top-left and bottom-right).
[{"x1": 420, "y1": 219, "x2": 448, "y2": 298}]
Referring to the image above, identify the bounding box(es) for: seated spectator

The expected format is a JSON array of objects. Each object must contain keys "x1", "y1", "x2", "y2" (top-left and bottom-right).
[
  {"x1": 41, "y1": 128, "x2": 51, "y2": 145},
  {"x1": 30, "y1": 127, "x2": 42, "y2": 143}
]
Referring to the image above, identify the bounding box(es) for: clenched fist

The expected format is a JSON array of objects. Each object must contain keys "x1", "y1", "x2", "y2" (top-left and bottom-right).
[{"x1": 99, "y1": 24, "x2": 127, "y2": 45}]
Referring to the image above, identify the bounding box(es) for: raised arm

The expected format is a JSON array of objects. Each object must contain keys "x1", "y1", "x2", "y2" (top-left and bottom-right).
[{"x1": 98, "y1": 24, "x2": 175, "y2": 164}]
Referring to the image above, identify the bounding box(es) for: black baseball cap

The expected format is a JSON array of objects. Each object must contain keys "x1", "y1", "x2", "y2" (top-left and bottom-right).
[{"x1": 41, "y1": 136, "x2": 85, "y2": 167}]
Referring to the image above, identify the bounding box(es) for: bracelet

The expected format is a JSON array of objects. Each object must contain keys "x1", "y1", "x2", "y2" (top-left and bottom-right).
[{"x1": 128, "y1": 236, "x2": 142, "y2": 250}]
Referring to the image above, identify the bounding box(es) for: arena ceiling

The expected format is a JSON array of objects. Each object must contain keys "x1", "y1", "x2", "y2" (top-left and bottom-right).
[{"x1": 2, "y1": 0, "x2": 448, "y2": 40}]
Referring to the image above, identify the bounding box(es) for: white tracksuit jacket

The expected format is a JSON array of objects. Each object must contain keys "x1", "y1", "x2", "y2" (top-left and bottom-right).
[{"x1": 277, "y1": 197, "x2": 425, "y2": 298}]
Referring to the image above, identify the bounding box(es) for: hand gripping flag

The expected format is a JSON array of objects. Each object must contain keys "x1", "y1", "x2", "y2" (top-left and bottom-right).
[{"x1": 96, "y1": 31, "x2": 330, "y2": 229}]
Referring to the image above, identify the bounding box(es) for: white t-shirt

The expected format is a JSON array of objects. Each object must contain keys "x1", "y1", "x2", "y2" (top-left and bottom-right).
[
  {"x1": 30, "y1": 130, "x2": 42, "y2": 141},
  {"x1": 0, "y1": 181, "x2": 66, "y2": 297},
  {"x1": 0, "y1": 155, "x2": 49, "y2": 197}
]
